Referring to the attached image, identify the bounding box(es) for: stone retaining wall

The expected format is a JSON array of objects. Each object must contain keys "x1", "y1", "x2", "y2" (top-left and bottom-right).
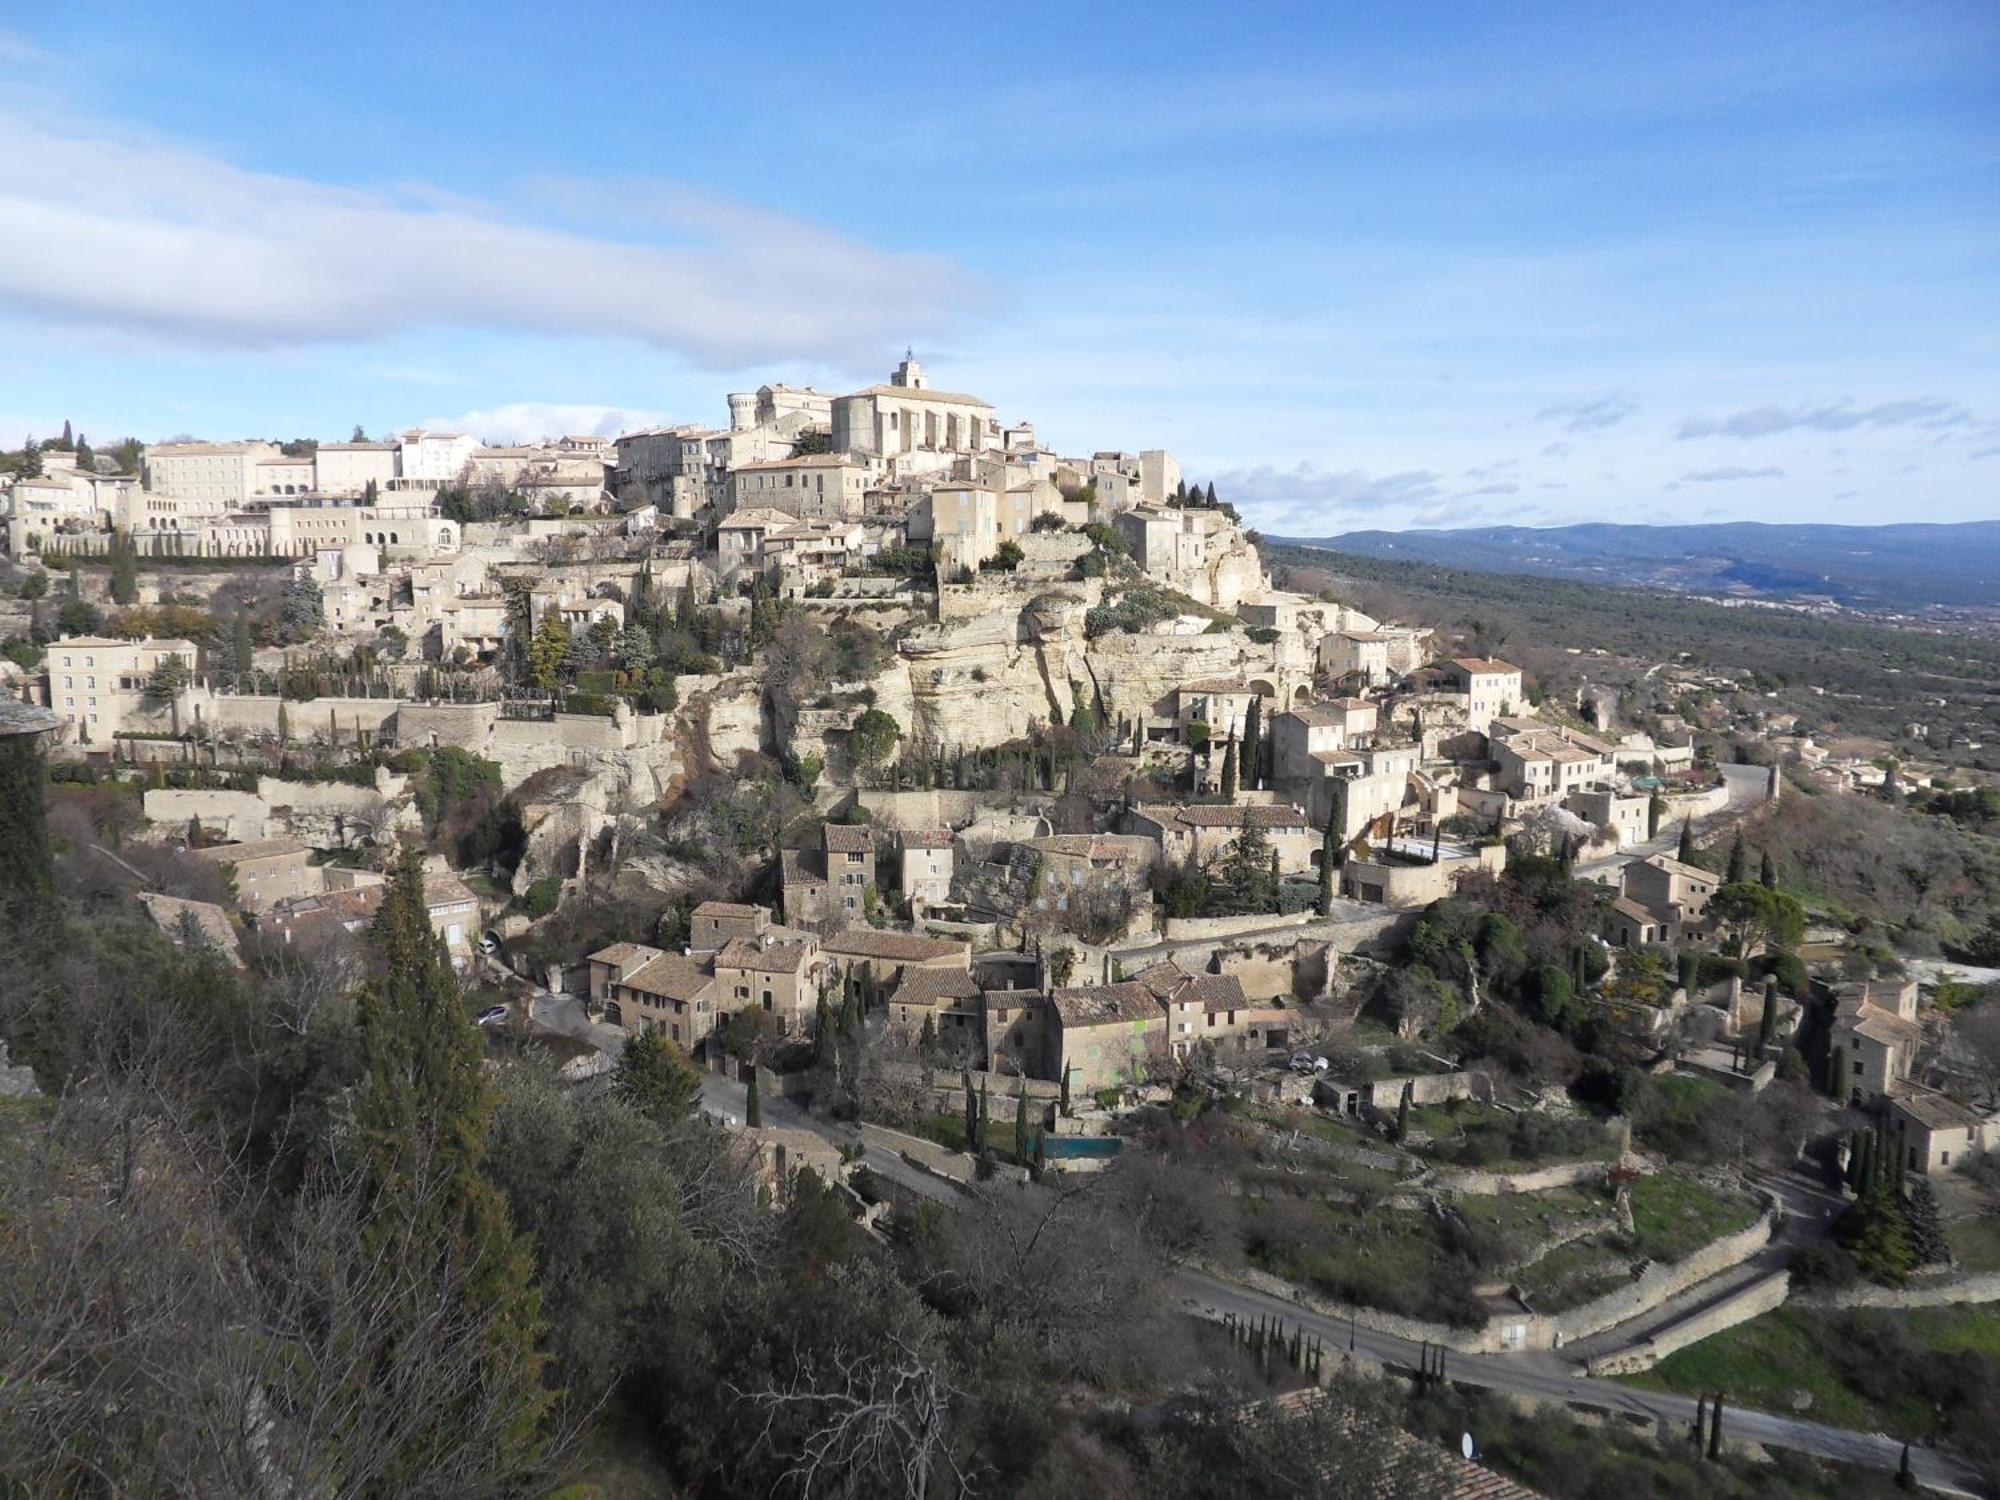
[
  {"x1": 1586, "y1": 1270, "x2": 1791, "y2": 1377},
  {"x1": 1797, "y1": 1269, "x2": 2000, "y2": 1311},
  {"x1": 1550, "y1": 1195, "x2": 1782, "y2": 1346},
  {"x1": 1432, "y1": 1158, "x2": 1609, "y2": 1197}
]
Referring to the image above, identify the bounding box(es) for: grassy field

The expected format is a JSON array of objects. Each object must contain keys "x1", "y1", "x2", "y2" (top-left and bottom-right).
[
  {"x1": 1624, "y1": 1304, "x2": 2000, "y2": 1440},
  {"x1": 1947, "y1": 1211, "x2": 2000, "y2": 1272},
  {"x1": 1512, "y1": 1236, "x2": 1635, "y2": 1312},
  {"x1": 1627, "y1": 1172, "x2": 1761, "y2": 1263}
]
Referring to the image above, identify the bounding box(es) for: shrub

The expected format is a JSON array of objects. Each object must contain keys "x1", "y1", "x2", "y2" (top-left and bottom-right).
[{"x1": 523, "y1": 876, "x2": 562, "y2": 919}]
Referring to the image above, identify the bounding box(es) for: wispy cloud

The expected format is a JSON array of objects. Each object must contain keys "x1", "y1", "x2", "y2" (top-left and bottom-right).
[
  {"x1": 1679, "y1": 465, "x2": 1786, "y2": 483},
  {"x1": 1535, "y1": 393, "x2": 1637, "y2": 433},
  {"x1": 0, "y1": 105, "x2": 987, "y2": 371},
  {"x1": 1676, "y1": 397, "x2": 1969, "y2": 440},
  {"x1": 427, "y1": 402, "x2": 666, "y2": 444},
  {"x1": 1215, "y1": 462, "x2": 1445, "y2": 532}
]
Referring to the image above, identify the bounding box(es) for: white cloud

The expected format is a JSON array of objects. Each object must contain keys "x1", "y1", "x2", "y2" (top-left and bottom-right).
[
  {"x1": 1676, "y1": 397, "x2": 1969, "y2": 440},
  {"x1": 1535, "y1": 393, "x2": 1637, "y2": 433},
  {"x1": 1679, "y1": 465, "x2": 1786, "y2": 482},
  {"x1": 0, "y1": 105, "x2": 987, "y2": 371},
  {"x1": 1213, "y1": 462, "x2": 1446, "y2": 533},
  {"x1": 430, "y1": 402, "x2": 666, "y2": 444}
]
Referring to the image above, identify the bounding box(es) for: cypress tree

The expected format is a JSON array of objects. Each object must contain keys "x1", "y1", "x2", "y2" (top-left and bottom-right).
[
  {"x1": 964, "y1": 1070, "x2": 977, "y2": 1145},
  {"x1": 977, "y1": 1074, "x2": 990, "y2": 1152},
  {"x1": 1693, "y1": 1394, "x2": 1707, "y2": 1454},
  {"x1": 353, "y1": 846, "x2": 549, "y2": 1482},
  {"x1": 1898, "y1": 1442, "x2": 1914, "y2": 1490},
  {"x1": 0, "y1": 714, "x2": 57, "y2": 920},
  {"x1": 1241, "y1": 696, "x2": 1261, "y2": 790},
  {"x1": 1060, "y1": 1063, "x2": 1072, "y2": 1115},
  {"x1": 1676, "y1": 818, "x2": 1695, "y2": 864},
  {"x1": 1396, "y1": 1079, "x2": 1413, "y2": 1140},
  {"x1": 1831, "y1": 1044, "x2": 1850, "y2": 1102},
  {"x1": 1757, "y1": 978, "x2": 1779, "y2": 1059},
  {"x1": 1903, "y1": 1176, "x2": 1949, "y2": 1266},
  {"x1": 1708, "y1": 1394, "x2": 1723, "y2": 1460},
  {"x1": 1220, "y1": 735, "x2": 1238, "y2": 798},
  {"x1": 1726, "y1": 833, "x2": 1747, "y2": 884},
  {"x1": 1013, "y1": 1087, "x2": 1029, "y2": 1163},
  {"x1": 1847, "y1": 1128, "x2": 1871, "y2": 1191},
  {"x1": 1760, "y1": 850, "x2": 1777, "y2": 889},
  {"x1": 1647, "y1": 792, "x2": 1664, "y2": 840},
  {"x1": 1318, "y1": 803, "x2": 1339, "y2": 917},
  {"x1": 745, "y1": 1067, "x2": 763, "y2": 1127}
]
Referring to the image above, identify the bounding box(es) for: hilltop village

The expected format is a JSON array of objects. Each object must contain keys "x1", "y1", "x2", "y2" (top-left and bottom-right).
[{"x1": 4, "y1": 360, "x2": 2000, "y2": 1494}]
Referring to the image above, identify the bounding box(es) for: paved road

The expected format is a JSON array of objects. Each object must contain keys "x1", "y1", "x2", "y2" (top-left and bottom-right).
[{"x1": 1174, "y1": 1269, "x2": 1987, "y2": 1496}]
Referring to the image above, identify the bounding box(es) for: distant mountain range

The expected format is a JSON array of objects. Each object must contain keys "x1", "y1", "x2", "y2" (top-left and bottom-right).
[{"x1": 1270, "y1": 519, "x2": 2000, "y2": 612}]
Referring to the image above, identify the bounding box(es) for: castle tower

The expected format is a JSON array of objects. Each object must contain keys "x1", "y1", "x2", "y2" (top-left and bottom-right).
[
  {"x1": 889, "y1": 349, "x2": 927, "y2": 390},
  {"x1": 726, "y1": 392, "x2": 758, "y2": 431}
]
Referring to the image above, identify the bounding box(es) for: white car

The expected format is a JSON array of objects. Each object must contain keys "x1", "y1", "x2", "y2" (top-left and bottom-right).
[
  {"x1": 479, "y1": 936, "x2": 499, "y2": 955},
  {"x1": 474, "y1": 1004, "x2": 508, "y2": 1027}
]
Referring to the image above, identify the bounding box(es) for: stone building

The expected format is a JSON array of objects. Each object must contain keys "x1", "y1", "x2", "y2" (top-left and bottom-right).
[
  {"x1": 1124, "y1": 802, "x2": 1318, "y2": 875},
  {"x1": 142, "y1": 441, "x2": 282, "y2": 504},
  {"x1": 728, "y1": 454, "x2": 877, "y2": 521},
  {"x1": 897, "y1": 828, "x2": 954, "y2": 907},
  {"x1": 1887, "y1": 1088, "x2": 1996, "y2": 1175},
  {"x1": 45, "y1": 634, "x2": 198, "y2": 744},
  {"x1": 781, "y1": 822, "x2": 877, "y2": 927},
  {"x1": 830, "y1": 355, "x2": 997, "y2": 476},
  {"x1": 1048, "y1": 982, "x2": 1167, "y2": 1092},
  {"x1": 190, "y1": 836, "x2": 321, "y2": 913},
  {"x1": 1447, "y1": 657, "x2": 1524, "y2": 734}
]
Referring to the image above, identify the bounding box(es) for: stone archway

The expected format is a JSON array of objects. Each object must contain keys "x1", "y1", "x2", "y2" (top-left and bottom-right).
[{"x1": 1248, "y1": 678, "x2": 1279, "y2": 700}]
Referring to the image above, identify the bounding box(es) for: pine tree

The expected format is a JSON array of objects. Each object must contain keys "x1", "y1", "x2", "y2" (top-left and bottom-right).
[
  {"x1": 1219, "y1": 735, "x2": 1238, "y2": 798},
  {"x1": 1760, "y1": 849, "x2": 1777, "y2": 889},
  {"x1": 1902, "y1": 1176, "x2": 1949, "y2": 1266},
  {"x1": 1726, "y1": 833, "x2": 1747, "y2": 884},
  {"x1": 1757, "y1": 977, "x2": 1779, "y2": 1059},
  {"x1": 1677, "y1": 819, "x2": 1695, "y2": 864},
  {"x1": 528, "y1": 605, "x2": 570, "y2": 692},
  {"x1": 353, "y1": 847, "x2": 550, "y2": 1482},
  {"x1": 615, "y1": 1029, "x2": 703, "y2": 1124},
  {"x1": 745, "y1": 1067, "x2": 763, "y2": 1128}
]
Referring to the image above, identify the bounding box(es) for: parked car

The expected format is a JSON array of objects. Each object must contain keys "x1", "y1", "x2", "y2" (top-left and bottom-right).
[
  {"x1": 474, "y1": 1004, "x2": 508, "y2": 1027},
  {"x1": 479, "y1": 936, "x2": 499, "y2": 955}
]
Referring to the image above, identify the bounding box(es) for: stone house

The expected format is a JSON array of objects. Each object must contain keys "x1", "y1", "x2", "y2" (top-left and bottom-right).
[
  {"x1": 1174, "y1": 678, "x2": 1259, "y2": 742},
  {"x1": 193, "y1": 836, "x2": 321, "y2": 913},
  {"x1": 821, "y1": 927, "x2": 970, "y2": 992},
  {"x1": 897, "y1": 828, "x2": 955, "y2": 907},
  {"x1": 1830, "y1": 978, "x2": 1922, "y2": 1106},
  {"x1": 1564, "y1": 785, "x2": 1649, "y2": 846},
  {"x1": 985, "y1": 987, "x2": 1051, "y2": 1078},
  {"x1": 1887, "y1": 1088, "x2": 1996, "y2": 1175},
  {"x1": 592, "y1": 946, "x2": 718, "y2": 1050},
  {"x1": 1320, "y1": 630, "x2": 1391, "y2": 687},
  {"x1": 1049, "y1": 982, "x2": 1167, "y2": 1092},
  {"x1": 1447, "y1": 657, "x2": 1523, "y2": 733},
  {"x1": 1340, "y1": 838, "x2": 1507, "y2": 909},
  {"x1": 46, "y1": 634, "x2": 199, "y2": 744},
  {"x1": 1132, "y1": 962, "x2": 1290, "y2": 1058},
  {"x1": 742, "y1": 1124, "x2": 845, "y2": 1208},
  {"x1": 1621, "y1": 853, "x2": 1718, "y2": 924},
  {"x1": 714, "y1": 930, "x2": 825, "y2": 1036},
  {"x1": 781, "y1": 822, "x2": 878, "y2": 927},
  {"x1": 728, "y1": 454, "x2": 876, "y2": 521},
  {"x1": 1269, "y1": 699, "x2": 1380, "y2": 783},
  {"x1": 717, "y1": 506, "x2": 796, "y2": 578},
  {"x1": 886, "y1": 967, "x2": 985, "y2": 1059},
  {"x1": 1603, "y1": 896, "x2": 1678, "y2": 949},
  {"x1": 691, "y1": 899, "x2": 770, "y2": 951},
  {"x1": 1124, "y1": 802, "x2": 1318, "y2": 875},
  {"x1": 1018, "y1": 834, "x2": 1158, "y2": 896}
]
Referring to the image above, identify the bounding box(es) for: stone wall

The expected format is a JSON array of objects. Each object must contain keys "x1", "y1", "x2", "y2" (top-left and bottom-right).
[
  {"x1": 1550, "y1": 1194, "x2": 1782, "y2": 1346},
  {"x1": 1430, "y1": 1157, "x2": 1608, "y2": 1198},
  {"x1": 143, "y1": 788, "x2": 270, "y2": 841},
  {"x1": 1163, "y1": 911, "x2": 1319, "y2": 942},
  {"x1": 854, "y1": 789, "x2": 993, "y2": 830},
  {"x1": 1797, "y1": 1269, "x2": 2000, "y2": 1311},
  {"x1": 1585, "y1": 1271, "x2": 1791, "y2": 1377}
]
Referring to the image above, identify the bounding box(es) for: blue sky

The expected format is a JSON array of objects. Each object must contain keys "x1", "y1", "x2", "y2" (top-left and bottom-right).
[{"x1": 1, "y1": 1, "x2": 1995, "y2": 532}]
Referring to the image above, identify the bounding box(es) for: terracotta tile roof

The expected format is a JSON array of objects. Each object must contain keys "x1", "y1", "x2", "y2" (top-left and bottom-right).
[
  {"x1": 822, "y1": 823, "x2": 874, "y2": 854},
  {"x1": 899, "y1": 828, "x2": 954, "y2": 849},
  {"x1": 589, "y1": 941, "x2": 660, "y2": 967},
  {"x1": 1852, "y1": 1009, "x2": 1922, "y2": 1048},
  {"x1": 137, "y1": 893, "x2": 241, "y2": 961},
  {"x1": 1023, "y1": 834, "x2": 1157, "y2": 863},
  {"x1": 716, "y1": 936, "x2": 819, "y2": 974},
  {"x1": 693, "y1": 900, "x2": 764, "y2": 919},
  {"x1": 191, "y1": 836, "x2": 311, "y2": 865},
  {"x1": 618, "y1": 952, "x2": 715, "y2": 1003},
  {"x1": 823, "y1": 928, "x2": 969, "y2": 963},
  {"x1": 1051, "y1": 982, "x2": 1162, "y2": 1028},
  {"x1": 846, "y1": 384, "x2": 993, "y2": 408},
  {"x1": 1139, "y1": 802, "x2": 1309, "y2": 831},
  {"x1": 781, "y1": 848, "x2": 825, "y2": 888},
  {"x1": 1133, "y1": 963, "x2": 1250, "y2": 1013},
  {"x1": 1890, "y1": 1087, "x2": 1987, "y2": 1131},
  {"x1": 891, "y1": 968, "x2": 982, "y2": 1010},
  {"x1": 1179, "y1": 677, "x2": 1257, "y2": 695},
  {"x1": 1452, "y1": 657, "x2": 1520, "y2": 675}
]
